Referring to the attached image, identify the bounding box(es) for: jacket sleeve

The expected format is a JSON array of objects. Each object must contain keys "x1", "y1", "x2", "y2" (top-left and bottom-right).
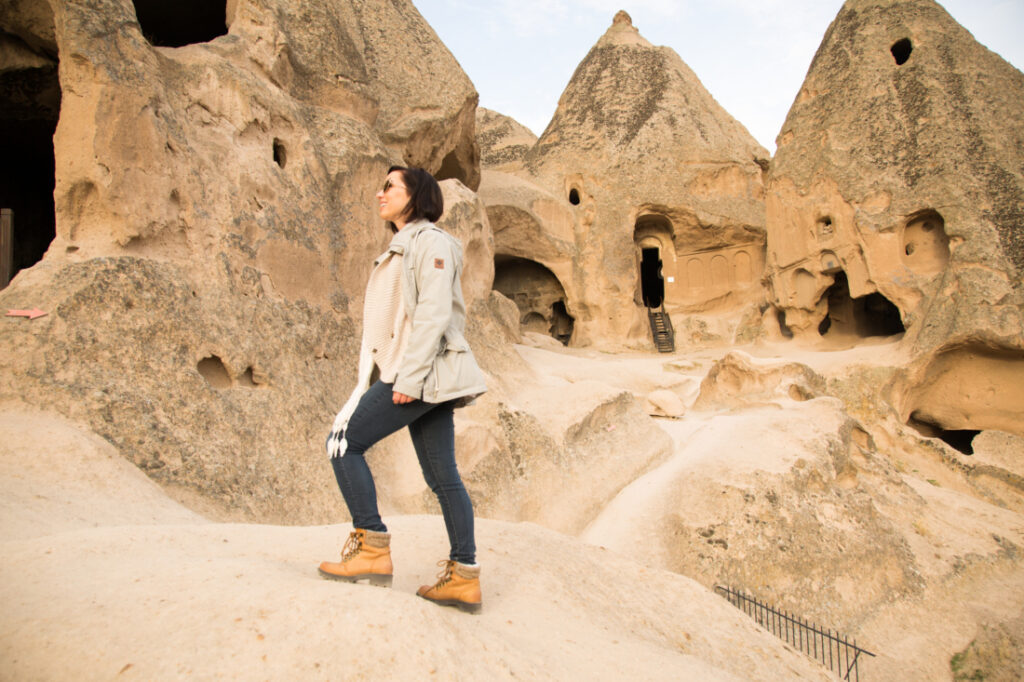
[{"x1": 392, "y1": 231, "x2": 456, "y2": 398}]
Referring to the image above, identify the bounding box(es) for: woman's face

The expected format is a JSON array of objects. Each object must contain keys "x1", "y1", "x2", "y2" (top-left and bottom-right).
[{"x1": 376, "y1": 170, "x2": 411, "y2": 227}]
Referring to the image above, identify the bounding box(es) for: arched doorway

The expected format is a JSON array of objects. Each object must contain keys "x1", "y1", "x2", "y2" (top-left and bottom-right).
[
  {"x1": 492, "y1": 255, "x2": 575, "y2": 345},
  {"x1": 817, "y1": 271, "x2": 905, "y2": 339},
  {"x1": 0, "y1": 33, "x2": 60, "y2": 289},
  {"x1": 633, "y1": 213, "x2": 674, "y2": 311},
  {"x1": 640, "y1": 246, "x2": 664, "y2": 308}
]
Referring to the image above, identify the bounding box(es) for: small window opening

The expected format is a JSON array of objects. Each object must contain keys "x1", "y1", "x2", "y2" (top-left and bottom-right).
[
  {"x1": 776, "y1": 308, "x2": 794, "y2": 339},
  {"x1": 817, "y1": 216, "x2": 835, "y2": 240},
  {"x1": 434, "y1": 150, "x2": 465, "y2": 184},
  {"x1": 197, "y1": 355, "x2": 232, "y2": 389},
  {"x1": 568, "y1": 188, "x2": 580, "y2": 205},
  {"x1": 818, "y1": 272, "x2": 905, "y2": 338},
  {"x1": 133, "y1": 0, "x2": 227, "y2": 47},
  {"x1": 891, "y1": 38, "x2": 912, "y2": 65},
  {"x1": 272, "y1": 139, "x2": 287, "y2": 169},
  {"x1": 907, "y1": 412, "x2": 980, "y2": 455},
  {"x1": 640, "y1": 247, "x2": 665, "y2": 308},
  {"x1": 901, "y1": 209, "x2": 949, "y2": 275}
]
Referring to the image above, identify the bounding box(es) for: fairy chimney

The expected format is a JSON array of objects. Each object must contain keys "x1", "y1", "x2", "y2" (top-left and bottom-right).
[
  {"x1": 506, "y1": 11, "x2": 769, "y2": 347},
  {"x1": 764, "y1": 0, "x2": 1024, "y2": 441}
]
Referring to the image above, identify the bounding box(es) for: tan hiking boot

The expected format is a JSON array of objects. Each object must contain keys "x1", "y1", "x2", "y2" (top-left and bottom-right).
[
  {"x1": 318, "y1": 529, "x2": 393, "y2": 587},
  {"x1": 417, "y1": 560, "x2": 482, "y2": 614}
]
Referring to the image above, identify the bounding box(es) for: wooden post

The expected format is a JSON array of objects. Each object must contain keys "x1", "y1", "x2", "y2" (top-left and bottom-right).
[{"x1": 0, "y1": 209, "x2": 12, "y2": 290}]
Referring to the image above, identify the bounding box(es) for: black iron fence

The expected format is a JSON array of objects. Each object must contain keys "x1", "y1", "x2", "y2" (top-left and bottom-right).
[{"x1": 715, "y1": 585, "x2": 875, "y2": 680}]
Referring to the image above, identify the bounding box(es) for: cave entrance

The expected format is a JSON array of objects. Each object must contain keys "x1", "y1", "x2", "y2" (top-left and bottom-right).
[
  {"x1": 640, "y1": 247, "x2": 664, "y2": 308},
  {"x1": 132, "y1": 0, "x2": 228, "y2": 47},
  {"x1": 0, "y1": 37, "x2": 60, "y2": 289},
  {"x1": 817, "y1": 271, "x2": 905, "y2": 339},
  {"x1": 493, "y1": 255, "x2": 574, "y2": 345},
  {"x1": 907, "y1": 412, "x2": 981, "y2": 455}
]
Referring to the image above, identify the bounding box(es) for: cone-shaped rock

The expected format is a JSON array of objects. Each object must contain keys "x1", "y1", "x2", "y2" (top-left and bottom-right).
[
  {"x1": 765, "y1": 0, "x2": 1024, "y2": 441},
  {"x1": 766, "y1": 0, "x2": 1024, "y2": 349},
  {"x1": 513, "y1": 11, "x2": 769, "y2": 347}
]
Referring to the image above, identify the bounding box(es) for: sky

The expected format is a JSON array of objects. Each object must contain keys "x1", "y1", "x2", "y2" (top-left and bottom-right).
[{"x1": 412, "y1": 0, "x2": 1024, "y2": 153}]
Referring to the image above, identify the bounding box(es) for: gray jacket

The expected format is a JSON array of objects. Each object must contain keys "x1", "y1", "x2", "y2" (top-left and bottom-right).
[
  {"x1": 326, "y1": 219, "x2": 486, "y2": 458},
  {"x1": 390, "y1": 220, "x2": 487, "y2": 404}
]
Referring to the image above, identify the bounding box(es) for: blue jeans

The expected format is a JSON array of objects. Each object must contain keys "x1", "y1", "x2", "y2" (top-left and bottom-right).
[{"x1": 331, "y1": 380, "x2": 476, "y2": 564}]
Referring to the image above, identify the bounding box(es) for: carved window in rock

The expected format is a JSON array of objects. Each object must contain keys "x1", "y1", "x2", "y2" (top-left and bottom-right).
[
  {"x1": 901, "y1": 210, "x2": 949, "y2": 276},
  {"x1": 133, "y1": 0, "x2": 228, "y2": 47},
  {"x1": 891, "y1": 38, "x2": 913, "y2": 66}
]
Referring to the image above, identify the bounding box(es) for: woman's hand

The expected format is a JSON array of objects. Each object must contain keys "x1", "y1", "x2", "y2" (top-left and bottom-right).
[{"x1": 393, "y1": 391, "x2": 415, "y2": 405}]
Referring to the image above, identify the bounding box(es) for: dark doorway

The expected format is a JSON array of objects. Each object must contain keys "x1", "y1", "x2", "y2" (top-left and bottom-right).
[
  {"x1": 493, "y1": 254, "x2": 575, "y2": 345},
  {"x1": 818, "y1": 271, "x2": 905, "y2": 338},
  {"x1": 133, "y1": 0, "x2": 227, "y2": 47},
  {"x1": 640, "y1": 247, "x2": 664, "y2": 308},
  {"x1": 0, "y1": 53, "x2": 59, "y2": 288},
  {"x1": 549, "y1": 301, "x2": 574, "y2": 345}
]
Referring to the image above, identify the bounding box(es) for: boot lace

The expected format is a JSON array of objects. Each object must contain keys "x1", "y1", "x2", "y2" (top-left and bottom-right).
[
  {"x1": 430, "y1": 559, "x2": 455, "y2": 588},
  {"x1": 340, "y1": 532, "x2": 363, "y2": 562}
]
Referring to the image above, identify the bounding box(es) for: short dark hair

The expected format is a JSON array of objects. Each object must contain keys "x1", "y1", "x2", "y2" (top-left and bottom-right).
[{"x1": 387, "y1": 165, "x2": 443, "y2": 232}]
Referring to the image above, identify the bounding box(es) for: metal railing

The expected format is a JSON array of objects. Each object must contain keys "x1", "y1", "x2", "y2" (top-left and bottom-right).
[{"x1": 715, "y1": 585, "x2": 875, "y2": 680}]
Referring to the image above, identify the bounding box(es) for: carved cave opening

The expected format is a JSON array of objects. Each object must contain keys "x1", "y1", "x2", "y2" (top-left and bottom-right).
[
  {"x1": 817, "y1": 271, "x2": 905, "y2": 339},
  {"x1": 901, "y1": 346, "x2": 1024, "y2": 450},
  {"x1": 568, "y1": 188, "x2": 580, "y2": 205},
  {"x1": 891, "y1": 38, "x2": 913, "y2": 65},
  {"x1": 0, "y1": 45, "x2": 59, "y2": 289},
  {"x1": 273, "y1": 139, "x2": 287, "y2": 169},
  {"x1": 133, "y1": 0, "x2": 228, "y2": 47},
  {"x1": 640, "y1": 247, "x2": 664, "y2": 308},
  {"x1": 434, "y1": 149, "x2": 463, "y2": 184},
  {"x1": 901, "y1": 209, "x2": 949, "y2": 275},
  {"x1": 907, "y1": 412, "x2": 980, "y2": 455},
  {"x1": 493, "y1": 255, "x2": 574, "y2": 345}
]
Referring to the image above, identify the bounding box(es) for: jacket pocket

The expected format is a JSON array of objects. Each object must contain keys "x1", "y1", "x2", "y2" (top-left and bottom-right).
[{"x1": 423, "y1": 335, "x2": 486, "y2": 403}]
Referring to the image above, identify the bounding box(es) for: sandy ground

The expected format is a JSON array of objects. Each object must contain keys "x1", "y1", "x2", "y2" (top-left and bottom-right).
[
  {"x1": 0, "y1": 405, "x2": 832, "y2": 681},
  {"x1": 3, "y1": 335, "x2": 1021, "y2": 680}
]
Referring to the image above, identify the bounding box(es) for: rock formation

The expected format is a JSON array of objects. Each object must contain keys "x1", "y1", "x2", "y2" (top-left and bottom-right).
[
  {"x1": 481, "y1": 11, "x2": 769, "y2": 348},
  {"x1": 765, "y1": 0, "x2": 1024, "y2": 352},
  {"x1": 0, "y1": 0, "x2": 487, "y2": 523},
  {"x1": 2, "y1": 1, "x2": 1024, "y2": 679},
  {"x1": 475, "y1": 107, "x2": 537, "y2": 171},
  {"x1": 764, "y1": 0, "x2": 1024, "y2": 457}
]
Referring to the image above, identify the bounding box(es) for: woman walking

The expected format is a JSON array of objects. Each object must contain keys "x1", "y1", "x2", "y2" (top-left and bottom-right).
[{"x1": 320, "y1": 166, "x2": 487, "y2": 614}]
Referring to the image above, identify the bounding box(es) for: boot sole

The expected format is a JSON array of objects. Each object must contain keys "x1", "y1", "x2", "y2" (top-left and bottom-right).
[
  {"x1": 417, "y1": 593, "x2": 482, "y2": 614},
  {"x1": 318, "y1": 568, "x2": 393, "y2": 588}
]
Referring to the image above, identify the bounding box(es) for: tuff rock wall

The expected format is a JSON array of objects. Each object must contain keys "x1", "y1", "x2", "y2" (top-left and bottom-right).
[{"x1": 0, "y1": 0, "x2": 489, "y2": 522}]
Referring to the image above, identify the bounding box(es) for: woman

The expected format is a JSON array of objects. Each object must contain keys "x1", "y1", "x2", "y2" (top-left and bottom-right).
[{"x1": 319, "y1": 166, "x2": 487, "y2": 614}]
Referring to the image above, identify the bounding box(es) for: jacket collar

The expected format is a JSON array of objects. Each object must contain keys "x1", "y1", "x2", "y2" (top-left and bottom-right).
[{"x1": 386, "y1": 219, "x2": 432, "y2": 255}]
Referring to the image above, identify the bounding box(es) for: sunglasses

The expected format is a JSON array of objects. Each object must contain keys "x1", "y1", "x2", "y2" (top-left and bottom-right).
[{"x1": 382, "y1": 179, "x2": 407, "y2": 193}]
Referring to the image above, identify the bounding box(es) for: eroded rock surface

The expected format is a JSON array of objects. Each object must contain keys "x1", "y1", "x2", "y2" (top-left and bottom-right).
[
  {"x1": 766, "y1": 0, "x2": 1024, "y2": 357},
  {"x1": 482, "y1": 12, "x2": 770, "y2": 348}
]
